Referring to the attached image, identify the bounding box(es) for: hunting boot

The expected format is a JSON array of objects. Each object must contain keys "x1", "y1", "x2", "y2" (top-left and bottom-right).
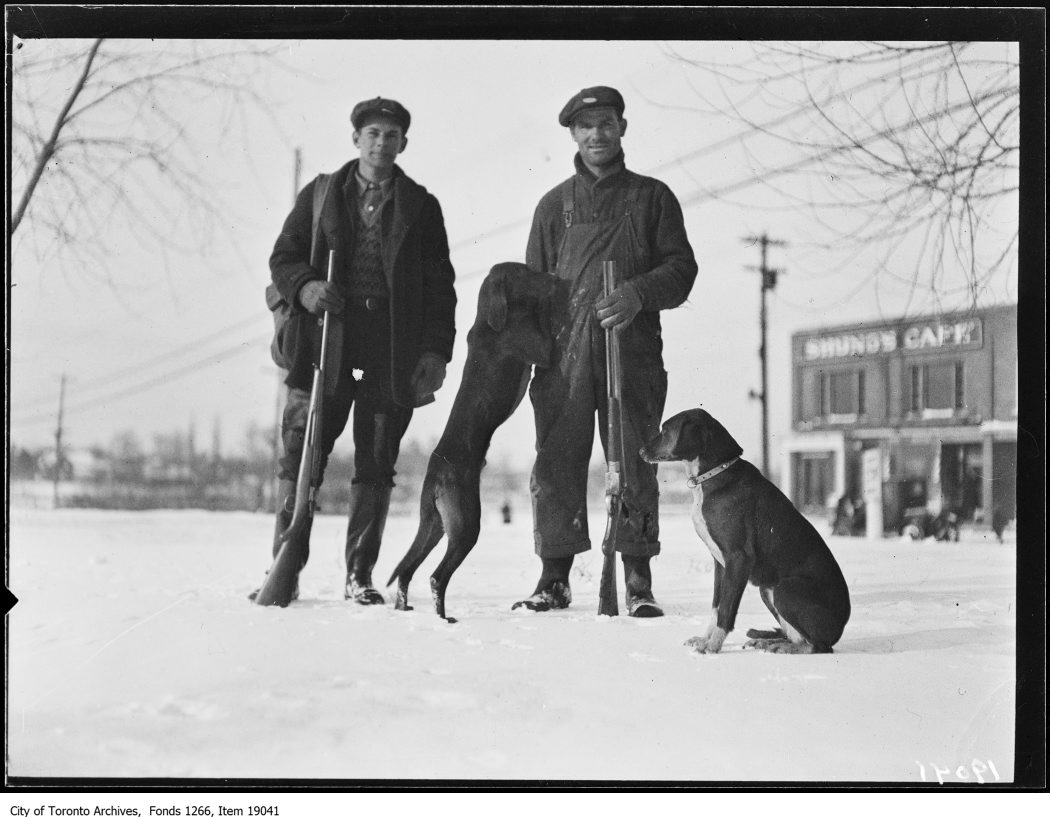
[
  {"x1": 511, "y1": 555, "x2": 574, "y2": 611},
  {"x1": 343, "y1": 482, "x2": 392, "y2": 605},
  {"x1": 248, "y1": 479, "x2": 308, "y2": 602},
  {"x1": 623, "y1": 554, "x2": 663, "y2": 618}
]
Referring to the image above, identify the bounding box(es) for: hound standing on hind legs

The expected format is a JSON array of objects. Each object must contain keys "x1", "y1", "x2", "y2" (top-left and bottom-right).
[
  {"x1": 387, "y1": 262, "x2": 555, "y2": 621},
  {"x1": 641, "y1": 408, "x2": 851, "y2": 654}
]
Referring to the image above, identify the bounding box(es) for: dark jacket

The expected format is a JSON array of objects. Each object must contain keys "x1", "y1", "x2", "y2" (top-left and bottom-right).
[
  {"x1": 526, "y1": 152, "x2": 697, "y2": 312},
  {"x1": 270, "y1": 159, "x2": 457, "y2": 407}
]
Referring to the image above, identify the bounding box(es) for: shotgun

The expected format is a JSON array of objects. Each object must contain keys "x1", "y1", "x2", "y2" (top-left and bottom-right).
[
  {"x1": 598, "y1": 259, "x2": 623, "y2": 617},
  {"x1": 253, "y1": 250, "x2": 335, "y2": 607}
]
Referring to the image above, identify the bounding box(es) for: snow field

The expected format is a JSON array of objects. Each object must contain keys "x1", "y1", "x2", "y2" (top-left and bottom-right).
[{"x1": 7, "y1": 506, "x2": 1015, "y2": 782}]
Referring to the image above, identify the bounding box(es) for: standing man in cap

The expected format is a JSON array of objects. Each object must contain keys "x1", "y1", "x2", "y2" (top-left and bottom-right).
[
  {"x1": 259, "y1": 96, "x2": 457, "y2": 605},
  {"x1": 514, "y1": 86, "x2": 697, "y2": 616}
]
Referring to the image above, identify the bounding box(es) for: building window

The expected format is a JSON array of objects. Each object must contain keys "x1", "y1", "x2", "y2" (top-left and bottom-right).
[
  {"x1": 820, "y1": 369, "x2": 865, "y2": 422},
  {"x1": 909, "y1": 361, "x2": 965, "y2": 417}
]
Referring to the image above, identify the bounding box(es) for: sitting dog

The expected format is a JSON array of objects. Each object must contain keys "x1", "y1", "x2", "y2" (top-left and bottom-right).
[
  {"x1": 387, "y1": 262, "x2": 555, "y2": 621},
  {"x1": 641, "y1": 408, "x2": 851, "y2": 654}
]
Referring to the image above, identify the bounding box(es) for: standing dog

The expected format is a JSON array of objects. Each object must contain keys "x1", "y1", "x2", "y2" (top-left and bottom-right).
[
  {"x1": 387, "y1": 262, "x2": 555, "y2": 620},
  {"x1": 641, "y1": 408, "x2": 850, "y2": 653}
]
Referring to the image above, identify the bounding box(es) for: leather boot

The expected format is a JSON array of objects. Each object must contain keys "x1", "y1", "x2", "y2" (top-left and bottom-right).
[
  {"x1": 343, "y1": 483, "x2": 392, "y2": 605},
  {"x1": 511, "y1": 555, "x2": 573, "y2": 611},
  {"x1": 248, "y1": 480, "x2": 307, "y2": 602},
  {"x1": 623, "y1": 555, "x2": 663, "y2": 618}
]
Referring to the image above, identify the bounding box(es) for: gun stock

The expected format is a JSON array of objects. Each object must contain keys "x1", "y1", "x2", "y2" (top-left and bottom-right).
[{"x1": 254, "y1": 250, "x2": 335, "y2": 607}]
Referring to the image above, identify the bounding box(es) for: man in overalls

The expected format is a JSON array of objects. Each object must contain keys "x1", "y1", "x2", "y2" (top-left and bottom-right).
[{"x1": 514, "y1": 86, "x2": 698, "y2": 617}]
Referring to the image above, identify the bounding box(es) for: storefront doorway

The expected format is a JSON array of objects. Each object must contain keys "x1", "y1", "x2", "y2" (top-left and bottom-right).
[
  {"x1": 941, "y1": 443, "x2": 984, "y2": 521},
  {"x1": 794, "y1": 452, "x2": 834, "y2": 515}
]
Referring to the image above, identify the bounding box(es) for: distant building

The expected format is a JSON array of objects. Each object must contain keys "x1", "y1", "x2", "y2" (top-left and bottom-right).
[{"x1": 783, "y1": 304, "x2": 1017, "y2": 533}]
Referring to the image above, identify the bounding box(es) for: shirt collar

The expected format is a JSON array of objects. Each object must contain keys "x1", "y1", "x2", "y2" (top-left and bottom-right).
[
  {"x1": 574, "y1": 150, "x2": 626, "y2": 184},
  {"x1": 354, "y1": 169, "x2": 394, "y2": 196}
]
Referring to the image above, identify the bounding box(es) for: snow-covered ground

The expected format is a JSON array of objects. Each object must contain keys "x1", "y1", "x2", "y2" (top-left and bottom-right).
[{"x1": 6, "y1": 504, "x2": 1016, "y2": 783}]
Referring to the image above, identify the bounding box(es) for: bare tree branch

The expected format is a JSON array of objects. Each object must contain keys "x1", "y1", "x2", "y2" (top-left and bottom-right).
[
  {"x1": 10, "y1": 38, "x2": 295, "y2": 284},
  {"x1": 11, "y1": 38, "x2": 103, "y2": 233},
  {"x1": 662, "y1": 41, "x2": 1019, "y2": 312}
]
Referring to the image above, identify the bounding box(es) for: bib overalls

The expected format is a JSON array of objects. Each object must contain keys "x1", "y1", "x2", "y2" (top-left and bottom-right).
[{"x1": 529, "y1": 175, "x2": 668, "y2": 559}]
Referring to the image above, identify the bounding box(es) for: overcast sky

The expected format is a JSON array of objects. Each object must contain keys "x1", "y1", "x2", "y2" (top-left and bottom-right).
[{"x1": 9, "y1": 37, "x2": 1020, "y2": 473}]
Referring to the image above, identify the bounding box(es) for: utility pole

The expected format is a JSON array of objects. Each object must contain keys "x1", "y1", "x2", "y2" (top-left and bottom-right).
[
  {"x1": 743, "y1": 232, "x2": 786, "y2": 479},
  {"x1": 52, "y1": 372, "x2": 67, "y2": 509}
]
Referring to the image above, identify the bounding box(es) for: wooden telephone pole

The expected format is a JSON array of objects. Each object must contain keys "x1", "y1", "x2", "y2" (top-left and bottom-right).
[
  {"x1": 52, "y1": 372, "x2": 67, "y2": 509},
  {"x1": 743, "y1": 233, "x2": 786, "y2": 479}
]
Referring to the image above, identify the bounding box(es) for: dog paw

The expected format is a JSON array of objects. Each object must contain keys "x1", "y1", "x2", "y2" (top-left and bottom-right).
[
  {"x1": 684, "y1": 635, "x2": 708, "y2": 651},
  {"x1": 685, "y1": 628, "x2": 727, "y2": 654},
  {"x1": 745, "y1": 637, "x2": 818, "y2": 654},
  {"x1": 744, "y1": 637, "x2": 782, "y2": 651}
]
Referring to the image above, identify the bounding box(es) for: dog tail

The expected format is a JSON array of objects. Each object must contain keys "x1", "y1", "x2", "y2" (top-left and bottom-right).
[
  {"x1": 385, "y1": 552, "x2": 414, "y2": 588},
  {"x1": 386, "y1": 514, "x2": 445, "y2": 589}
]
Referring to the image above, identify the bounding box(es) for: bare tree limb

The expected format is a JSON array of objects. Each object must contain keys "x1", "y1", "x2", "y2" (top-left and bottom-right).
[
  {"x1": 11, "y1": 38, "x2": 294, "y2": 284},
  {"x1": 11, "y1": 38, "x2": 103, "y2": 234},
  {"x1": 662, "y1": 41, "x2": 1018, "y2": 311}
]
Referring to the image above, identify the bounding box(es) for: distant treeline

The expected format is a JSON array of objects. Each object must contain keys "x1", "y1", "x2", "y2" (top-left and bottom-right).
[
  {"x1": 10, "y1": 423, "x2": 689, "y2": 514},
  {"x1": 9, "y1": 426, "x2": 534, "y2": 513}
]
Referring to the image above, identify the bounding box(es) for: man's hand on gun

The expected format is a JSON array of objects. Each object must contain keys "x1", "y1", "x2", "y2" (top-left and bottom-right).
[
  {"x1": 596, "y1": 282, "x2": 641, "y2": 330},
  {"x1": 299, "y1": 280, "x2": 345, "y2": 316}
]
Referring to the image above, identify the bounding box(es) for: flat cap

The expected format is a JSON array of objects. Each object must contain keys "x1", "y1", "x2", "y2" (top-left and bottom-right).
[
  {"x1": 558, "y1": 86, "x2": 625, "y2": 127},
  {"x1": 351, "y1": 97, "x2": 411, "y2": 133}
]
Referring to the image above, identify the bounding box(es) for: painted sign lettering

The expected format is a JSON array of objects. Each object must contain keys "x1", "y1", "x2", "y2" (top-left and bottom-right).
[{"x1": 802, "y1": 319, "x2": 982, "y2": 361}]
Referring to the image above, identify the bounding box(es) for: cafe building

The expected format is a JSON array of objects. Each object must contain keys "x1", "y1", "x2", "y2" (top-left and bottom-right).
[{"x1": 782, "y1": 304, "x2": 1017, "y2": 534}]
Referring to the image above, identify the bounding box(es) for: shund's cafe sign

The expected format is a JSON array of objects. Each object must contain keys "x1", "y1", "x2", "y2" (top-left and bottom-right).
[{"x1": 802, "y1": 318, "x2": 983, "y2": 362}]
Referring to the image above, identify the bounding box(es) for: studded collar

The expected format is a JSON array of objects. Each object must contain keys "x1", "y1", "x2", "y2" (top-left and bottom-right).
[{"x1": 686, "y1": 457, "x2": 740, "y2": 488}]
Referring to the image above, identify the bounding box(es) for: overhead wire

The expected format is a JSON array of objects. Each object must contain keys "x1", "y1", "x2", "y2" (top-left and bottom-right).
[
  {"x1": 12, "y1": 312, "x2": 267, "y2": 411},
  {"x1": 17, "y1": 46, "x2": 1002, "y2": 429},
  {"x1": 10, "y1": 333, "x2": 270, "y2": 428}
]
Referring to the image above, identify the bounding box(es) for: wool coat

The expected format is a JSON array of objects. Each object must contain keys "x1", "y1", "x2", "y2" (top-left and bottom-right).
[{"x1": 270, "y1": 159, "x2": 457, "y2": 408}]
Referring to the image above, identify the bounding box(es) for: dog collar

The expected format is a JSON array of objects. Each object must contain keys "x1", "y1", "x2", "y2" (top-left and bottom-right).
[{"x1": 686, "y1": 457, "x2": 740, "y2": 488}]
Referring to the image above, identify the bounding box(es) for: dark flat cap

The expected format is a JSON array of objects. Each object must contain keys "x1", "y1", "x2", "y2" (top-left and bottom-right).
[
  {"x1": 558, "y1": 86, "x2": 625, "y2": 127},
  {"x1": 351, "y1": 97, "x2": 411, "y2": 133}
]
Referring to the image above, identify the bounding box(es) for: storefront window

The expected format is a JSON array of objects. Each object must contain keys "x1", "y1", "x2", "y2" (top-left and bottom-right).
[
  {"x1": 908, "y1": 361, "x2": 964, "y2": 416},
  {"x1": 820, "y1": 369, "x2": 865, "y2": 421}
]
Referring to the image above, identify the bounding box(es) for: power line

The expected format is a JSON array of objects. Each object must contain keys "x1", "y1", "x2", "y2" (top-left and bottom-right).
[
  {"x1": 11, "y1": 333, "x2": 269, "y2": 428},
  {"x1": 13, "y1": 312, "x2": 265, "y2": 410}
]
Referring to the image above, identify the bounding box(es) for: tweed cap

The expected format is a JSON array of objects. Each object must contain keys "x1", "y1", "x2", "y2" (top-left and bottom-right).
[
  {"x1": 558, "y1": 86, "x2": 626, "y2": 127},
  {"x1": 351, "y1": 97, "x2": 411, "y2": 133}
]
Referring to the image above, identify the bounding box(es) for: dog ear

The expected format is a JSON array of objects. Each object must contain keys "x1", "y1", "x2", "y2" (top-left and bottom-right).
[
  {"x1": 670, "y1": 411, "x2": 706, "y2": 460},
  {"x1": 699, "y1": 410, "x2": 744, "y2": 464},
  {"x1": 479, "y1": 266, "x2": 510, "y2": 332}
]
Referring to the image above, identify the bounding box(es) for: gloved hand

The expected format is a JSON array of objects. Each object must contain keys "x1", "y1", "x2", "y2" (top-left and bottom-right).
[
  {"x1": 411, "y1": 352, "x2": 447, "y2": 403},
  {"x1": 298, "y1": 280, "x2": 345, "y2": 316},
  {"x1": 596, "y1": 283, "x2": 642, "y2": 330}
]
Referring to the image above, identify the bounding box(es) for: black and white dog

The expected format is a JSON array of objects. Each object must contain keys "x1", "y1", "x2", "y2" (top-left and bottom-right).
[
  {"x1": 387, "y1": 262, "x2": 554, "y2": 621},
  {"x1": 641, "y1": 408, "x2": 851, "y2": 654}
]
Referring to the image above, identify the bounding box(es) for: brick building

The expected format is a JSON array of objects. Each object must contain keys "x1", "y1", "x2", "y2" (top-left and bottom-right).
[{"x1": 783, "y1": 304, "x2": 1017, "y2": 534}]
